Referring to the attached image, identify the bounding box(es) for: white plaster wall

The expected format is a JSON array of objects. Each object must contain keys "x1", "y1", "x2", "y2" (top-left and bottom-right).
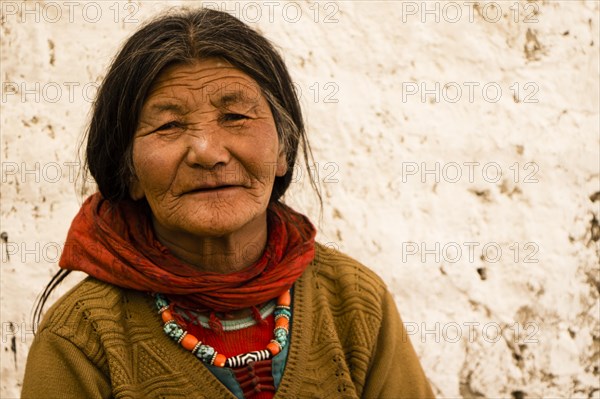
[{"x1": 1, "y1": 1, "x2": 599, "y2": 397}]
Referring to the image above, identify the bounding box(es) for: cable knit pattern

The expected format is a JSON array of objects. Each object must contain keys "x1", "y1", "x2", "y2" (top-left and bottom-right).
[{"x1": 22, "y1": 243, "x2": 434, "y2": 399}]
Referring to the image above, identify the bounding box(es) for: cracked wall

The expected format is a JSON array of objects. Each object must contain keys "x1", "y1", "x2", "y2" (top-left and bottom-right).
[{"x1": 1, "y1": 1, "x2": 599, "y2": 397}]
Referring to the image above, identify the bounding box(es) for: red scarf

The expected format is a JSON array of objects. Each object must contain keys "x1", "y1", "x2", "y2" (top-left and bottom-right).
[{"x1": 59, "y1": 193, "x2": 316, "y2": 312}]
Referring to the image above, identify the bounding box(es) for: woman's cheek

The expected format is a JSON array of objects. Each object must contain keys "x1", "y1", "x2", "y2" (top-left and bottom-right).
[
  {"x1": 132, "y1": 140, "x2": 175, "y2": 195},
  {"x1": 240, "y1": 127, "x2": 280, "y2": 175}
]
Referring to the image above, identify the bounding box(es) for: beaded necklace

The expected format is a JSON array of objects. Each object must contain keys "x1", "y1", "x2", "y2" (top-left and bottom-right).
[
  {"x1": 155, "y1": 290, "x2": 291, "y2": 368},
  {"x1": 181, "y1": 300, "x2": 277, "y2": 332}
]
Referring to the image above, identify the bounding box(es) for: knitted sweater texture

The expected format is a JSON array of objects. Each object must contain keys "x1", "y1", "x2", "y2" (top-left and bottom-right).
[{"x1": 22, "y1": 244, "x2": 434, "y2": 398}]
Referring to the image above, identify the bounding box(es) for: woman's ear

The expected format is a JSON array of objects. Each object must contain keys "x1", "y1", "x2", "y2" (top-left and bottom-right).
[
  {"x1": 129, "y1": 176, "x2": 145, "y2": 200},
  {"x1": 275, "y1": 149, "x2": 288, "y2": 177}
]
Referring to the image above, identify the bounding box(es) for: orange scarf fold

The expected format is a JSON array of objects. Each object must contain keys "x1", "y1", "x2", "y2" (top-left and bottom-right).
[{"x1": 59, "y1": 193, "x2": 316, "y2": 312}]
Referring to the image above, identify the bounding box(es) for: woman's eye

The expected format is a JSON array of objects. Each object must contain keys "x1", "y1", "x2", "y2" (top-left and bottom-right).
[
  {"x1": 156, "y1": 122, "x2": 180, "y2": 131},
  {"x1": 222, "y1": 113, "x2": 248, "y2": 122}
]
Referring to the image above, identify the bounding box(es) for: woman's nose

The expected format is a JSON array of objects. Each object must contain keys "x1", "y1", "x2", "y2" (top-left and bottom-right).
[{"x1": 184, "y1": 125, "x2": 231, "y2": 169}]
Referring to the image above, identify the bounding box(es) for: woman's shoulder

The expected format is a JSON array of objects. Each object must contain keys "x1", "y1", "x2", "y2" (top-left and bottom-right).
[
  {"x1": 310, "y1": 242, "x2": 388, "y2": 298},
  {"x1": 37, "y1": 276, "x2": 131, "y2": 337}
]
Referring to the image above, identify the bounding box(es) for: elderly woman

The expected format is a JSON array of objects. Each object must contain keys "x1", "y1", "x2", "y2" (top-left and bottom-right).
[{"x1": 22, "y1": 8, "x2": 434, "y2": 399}]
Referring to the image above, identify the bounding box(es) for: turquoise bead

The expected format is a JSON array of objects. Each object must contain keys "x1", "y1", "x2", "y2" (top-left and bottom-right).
[
  {"x1": 155, "y1": 294, "x2": 169, "y2": 310},
  {"x1": 274, "y1": 308, "x2": 291, "y2": 319},
  {"x1": 195, "y1": 345, "x2": 215, "y2": 362},
  {"x1": 274, "y1": 328, "x2": 287, "y2": 346},
  {"x1": 163, "y1": 321, "x2": 184, "y2": 340}
]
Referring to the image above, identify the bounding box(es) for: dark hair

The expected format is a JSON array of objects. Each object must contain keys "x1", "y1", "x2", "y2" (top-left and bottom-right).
[{"x1": 33, "y1": 7, "x2": 320, "y2": 328}]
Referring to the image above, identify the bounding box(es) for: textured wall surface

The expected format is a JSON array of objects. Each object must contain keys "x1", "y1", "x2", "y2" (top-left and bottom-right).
[{"x1": 1, "y1": 1, "x2": 599, "y2": 398}]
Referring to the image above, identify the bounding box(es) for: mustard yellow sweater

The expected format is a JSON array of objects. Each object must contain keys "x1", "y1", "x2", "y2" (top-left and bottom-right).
[{"x1": 22, "y1": 244, "x2": 434, "y2": 398}]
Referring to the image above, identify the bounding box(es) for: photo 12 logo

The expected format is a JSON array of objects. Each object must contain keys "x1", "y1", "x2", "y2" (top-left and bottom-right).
[
  {"x1": 402, "y1": 321, "x2": 540, "y2": 344},
  {"x1": 401, "y1": 81, "x2": 540, "y2": 104},
  {"x1": 2, "y1": 81, "x2": 99, "y2": 104},
  {"x1": 0, "y1": 1, "x2": 141, "y2": 24},
  {"x1": 401, "y1": 241, "x2": 540, "y2": 264},
  {"x1": 400, "y1": 1, "x2": 540, "y2": 24},
  {"x1": 200, "y1": 1, "x2": 340, "y2": 24},
  {"x1": 2, "y1": 322, "x2": 38, "y2": 344},
  {"x1": 1, "y1": 161, "x2": 84, "y2": 184},
  {"x1": 399, "y1": 161, "x2": 540, "y2": 185}
]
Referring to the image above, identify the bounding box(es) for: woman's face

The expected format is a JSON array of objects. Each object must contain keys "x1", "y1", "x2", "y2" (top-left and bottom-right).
[{"x1": 131, "y1": 58, "x2": 287, "y2": 239}]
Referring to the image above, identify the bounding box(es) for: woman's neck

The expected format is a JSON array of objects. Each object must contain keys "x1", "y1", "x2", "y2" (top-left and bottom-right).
[{"x1": 152, "y1": 214, "x2": 268, "y2": 274}]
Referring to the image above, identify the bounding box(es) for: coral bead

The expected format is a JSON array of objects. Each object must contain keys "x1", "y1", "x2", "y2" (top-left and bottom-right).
[
  {"x1": 278, "y1": 291, "x2": 291, "y2": 307},
  {"x1": 213, "y1": 353, "x2": 227, "y2": 367},
  {"x1": 275, "y1": 317, "x2": 289, "y2": 329},
  {"x1": 266, "y1": 342, "x2": 281, "y2": 355},
  {"x1": 181, "y1": 334, "x2": 199, "y2": 351},
  {"x1": 161, "y1": 310, "x2": 173, "y2": 323}
]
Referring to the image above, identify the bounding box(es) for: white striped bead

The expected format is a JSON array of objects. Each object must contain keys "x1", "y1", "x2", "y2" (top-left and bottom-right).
[{"x1": 225, "y1": 349, "x2": 271, "y2": 368}]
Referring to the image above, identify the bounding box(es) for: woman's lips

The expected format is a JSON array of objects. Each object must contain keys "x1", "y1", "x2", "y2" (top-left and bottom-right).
[{"x1": 185, "y1": 185, "x2": 242, "y2": 194}]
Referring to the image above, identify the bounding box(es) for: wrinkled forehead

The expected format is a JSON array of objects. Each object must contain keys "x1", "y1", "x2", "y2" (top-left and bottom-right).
[{"x1": 143, "y1": 58, "x2": 265, "y2": 110}]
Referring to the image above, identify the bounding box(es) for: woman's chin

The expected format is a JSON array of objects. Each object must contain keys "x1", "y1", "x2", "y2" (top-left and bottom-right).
[{"x1": 165, "y1": 208, "x2": 266, "y2": 239}]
